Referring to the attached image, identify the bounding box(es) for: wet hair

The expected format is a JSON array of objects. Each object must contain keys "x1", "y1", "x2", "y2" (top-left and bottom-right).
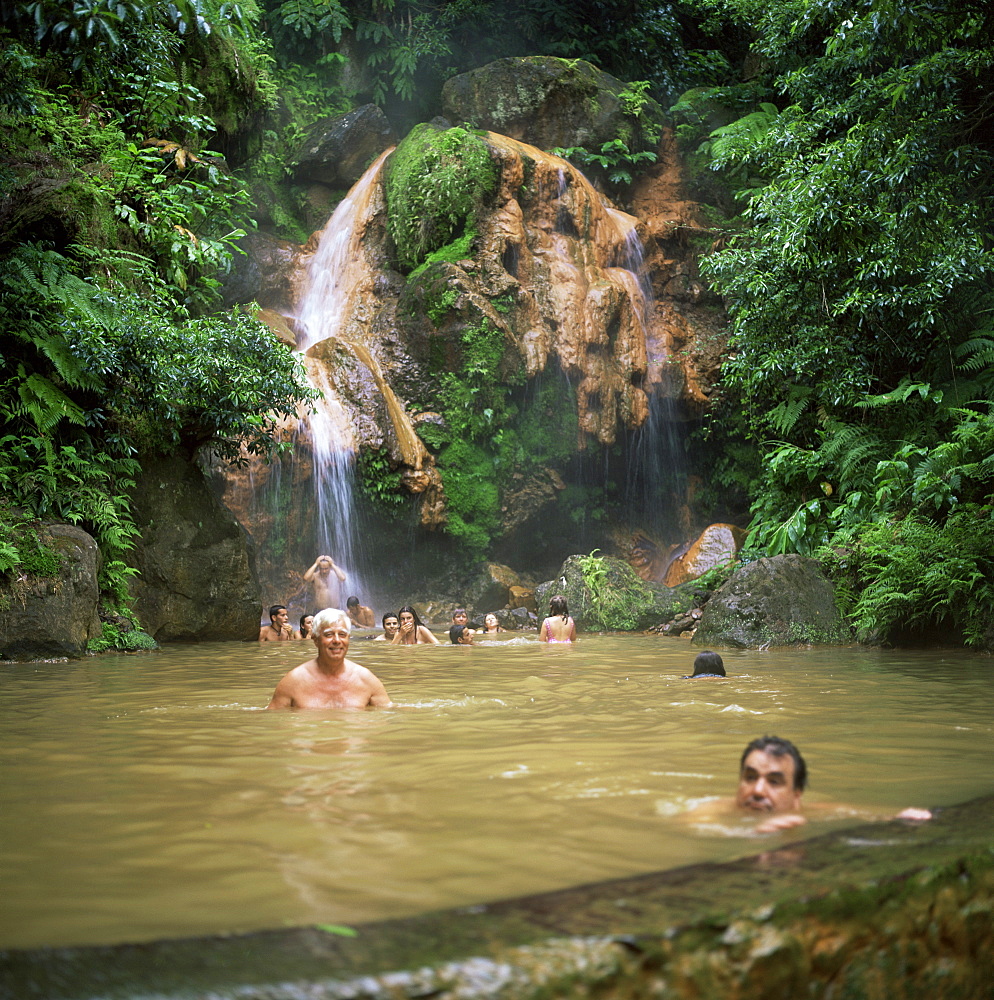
[
  {"x1": 398, "y1": 605, "x2": 426, "y2": 628},
  {"x1": 311, "y1": 608, "x2": 351, "y2": 635},
  {"x1": 382, "y1": 612, "x2": 399, "y2": 628},
  {"x1": 692, "y1": 650, "x2": 725, "y2": 676},
  {"x1": 269, "y1": 605, "x2": 287, "y2": 621},
  {"x1": 299, "y1": 614, "x2": 314, "y2": 635},
  {"x1": 740, "y1": 736, "x2": 807, "y2": 792},
  {"x1": 346, "y1": 596, "x2": 360, "y2": 608},
  {"x1": 548, "y1": 594, "x2": 569, "y2": 620},
  {"x1": 449, "y1": 624, "x2": 471, "y2": 644},
  {"x1": 452, "y1": 607, "x2": 467, "y2": 618}
]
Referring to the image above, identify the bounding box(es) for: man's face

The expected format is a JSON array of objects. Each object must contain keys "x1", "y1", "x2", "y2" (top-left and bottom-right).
[
  {"x1": 317, "y1": 557, "x2": 331, "y2": 572},
  {"x1": 271, "y1": 608, "x2": 289, "y2": 628},
  {"x1": 453, "y1": 611, "x2": 468, "y2": 626},
  {"x1": 313, "y1": 624, "x2": 350, "y2": 661},
  {"x1": 456, "y1": 627, "x2": 473, "y2": 645},
  {"x1": 383, "y1": 616, "x2": 399, "y2": 636},
  {"x1": 735, "y1": 749, "x2": 802, "y2": 814}
]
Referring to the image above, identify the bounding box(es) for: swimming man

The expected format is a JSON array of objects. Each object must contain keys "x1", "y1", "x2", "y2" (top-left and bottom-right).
[{"x1": 685, "y1": 736, "x2": 932, "y2": 834}]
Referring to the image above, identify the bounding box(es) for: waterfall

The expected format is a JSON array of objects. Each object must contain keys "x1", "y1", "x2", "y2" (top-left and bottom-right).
[
  {"x1": 291, "y1": 149, "x2": 394, "y2": 608},
  {"x1": 615, "y1": 221, "x2": 687, "y2": 543}
]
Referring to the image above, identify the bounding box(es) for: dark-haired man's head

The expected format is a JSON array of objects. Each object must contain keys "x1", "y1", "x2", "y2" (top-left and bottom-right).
[
  {"x1": 269, "y1": 605, "x2": 288, "y2": 624},
  {"x1": 692, "y1": 650, "x2": 725, "y2": 677},
  {"x1": 736, "y1": 736, "x2": 806, "y2": 814},
  {"x1": 449, "y1": 624, "x2": 472, "y2": 644}
]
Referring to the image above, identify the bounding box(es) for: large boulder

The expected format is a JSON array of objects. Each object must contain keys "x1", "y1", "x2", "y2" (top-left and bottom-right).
[
  {"x1": 441, "y1": 57, "x2": 665, "y2": 154},
  {"x1": 0, "y1": 523, "x2": 102, "y2": 660},
  {"x1": 693, "y1": 554, "x2": 851, "y2": 648},
  {"x1": 221, "y1": 231, "x2": 303, "y2": 311},
  {"x1": 663, "y1": 522, "x2": 746, "y2": 587},
  {"x1": 466, "y1": 562, "x2": 520, "y2": 612},
  {"x1": 128, "y1": 455, "x2": 261, "y2": 642},
  {"x1": 293, "y1": 104, "x2": 398, "y2": 188},
  {"x1": 536, "y1": 554, "x2": 700, "y2": 631}
]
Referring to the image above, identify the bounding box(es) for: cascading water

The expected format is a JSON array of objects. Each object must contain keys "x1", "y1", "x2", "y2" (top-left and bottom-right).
[
  {"x1": 290, "y1": 149, "x2": 395, "y2": 606},
  {"x1": 616, "y1": 221, "x2": 687, "y2": 546}
]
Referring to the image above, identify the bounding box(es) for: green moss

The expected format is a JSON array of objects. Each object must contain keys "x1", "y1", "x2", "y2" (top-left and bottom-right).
[
  {"x1": 408, "y1": 230, "x2": 477, "y2": 284},
  {"x1": 385, "y1": 124, "x2": 497, "y2": 272},
  {"x1": 87, "y1": 622, "x2": 158, "y2": 653}
]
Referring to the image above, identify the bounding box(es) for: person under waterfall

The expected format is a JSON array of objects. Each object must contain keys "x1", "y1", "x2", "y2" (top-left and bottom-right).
[{"x1": 304, "y1": 554, "x2": 347, "y2": 610}]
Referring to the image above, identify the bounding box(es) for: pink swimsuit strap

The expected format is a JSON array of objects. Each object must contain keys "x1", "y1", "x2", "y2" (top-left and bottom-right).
[{"x1": 546, "y1": 617, "x2": 572, "y2": 643}]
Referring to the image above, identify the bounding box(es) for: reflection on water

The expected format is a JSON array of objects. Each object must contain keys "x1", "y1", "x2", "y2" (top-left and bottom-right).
[{"x1": 1, "y1": 637, "x2": 992, "y2": 949}]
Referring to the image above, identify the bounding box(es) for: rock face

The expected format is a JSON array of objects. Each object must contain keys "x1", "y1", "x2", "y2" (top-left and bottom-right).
[
  {"x1": 128, "y1": 455, "x2": 261, "y2": 642},
  {"x1": 218, "y1": 113, "x2": 726, "y2": 593},
  {"x1": 694, "y1": 554, "x2": 851, "y2": 648},
  {"x1": 441, "y1": 57, "x2": 665, "y2": 154},
  {"x1": 221, "y1": 231, "x2": 305, "y2": 312},
  {"x1": 293, "y1": 104, "x2": 398, "y2": 188},
  {"x1": 0, "y1": 523, "x2": 102, "y2": 660}
]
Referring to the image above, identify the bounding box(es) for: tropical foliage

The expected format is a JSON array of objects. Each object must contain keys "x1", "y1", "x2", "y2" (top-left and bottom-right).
[{"x1": 686, "y1": 0, "x2": 994, "y2": 644}]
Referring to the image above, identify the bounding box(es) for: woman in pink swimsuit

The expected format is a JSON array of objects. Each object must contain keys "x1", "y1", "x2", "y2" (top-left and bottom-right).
[{"x1": 539, "y1": 594, "x2": 576, "y2": 643}]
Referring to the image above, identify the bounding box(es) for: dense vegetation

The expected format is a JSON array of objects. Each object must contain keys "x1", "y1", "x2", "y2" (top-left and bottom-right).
[
  {"x1": 2, "y1": 0, "x2": 992, "y2": 648},
  {"x1": 682, "y1": 0, "x2": 994, "y2": 645},
  {"x1": 0, "y1": 0, "x2": 315, "y2": 623}
]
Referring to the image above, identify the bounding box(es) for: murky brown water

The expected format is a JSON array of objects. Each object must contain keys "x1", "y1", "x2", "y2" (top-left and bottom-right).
[{"x1": 2, "y1": 634, "x2": 992, "y2": 949}]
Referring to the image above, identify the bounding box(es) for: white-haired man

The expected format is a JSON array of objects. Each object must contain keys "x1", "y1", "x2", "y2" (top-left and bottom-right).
[{"x1": 266, "y1": 608, "x2": 392, "y2": 709}]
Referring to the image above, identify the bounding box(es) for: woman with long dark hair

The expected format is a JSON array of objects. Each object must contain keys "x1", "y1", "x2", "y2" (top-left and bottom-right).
[
  {"x1": 392, "y1": 605, "x2": 440, "y2": 645},
  {"x1": 539, "y1": 594, "x2": 576, "y2": 643}
]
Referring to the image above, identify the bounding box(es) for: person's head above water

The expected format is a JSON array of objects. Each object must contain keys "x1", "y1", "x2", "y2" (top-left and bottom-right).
[
  {"x1": 346, "y1": 596, "x2": 360, "y2": 608},
  {"x1": 736, "y1": 736, "x2": 807, "y2": 814},
  {"x1": 691, "y1": 650, "x2": 725, "y2": 677},
  {"x1": 269, "y1": 605, "x2": 288, "y2": 624},
  {"x1": 311, "y1": 608, "x2": 351, "y2": 636},
  {"x1": 451, "y1": 608, "x2": 468, "y2": 625},
  {"x1": 449, "y1": 624, "x2": 472, "y2": 644},
  {"x1": 548, "y1": 594, "x2": 569, "y2": 618},
  {"x1": 398, "y1": 605, "x2": 426, "y2": 628}
]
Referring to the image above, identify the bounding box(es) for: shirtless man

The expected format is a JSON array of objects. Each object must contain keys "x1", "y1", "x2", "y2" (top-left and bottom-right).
[
  {"x1": 374, "y1": 613, "x2": 399, "y2": 641},
  {"x1": 685, "y1": 736, "x2": 933, "y2": 834},
  {"x1": 304, "y1": 555, "x2": 347, "y2": 609},
  {"x1": 259, "y1": 605, "x2": 293, "y2": 642},
  {"x1": 346, "y1": 596, "x2": 375, "y2": 628},
  {"x1": 266, "y1": 608, "x2": 392, "y2": 709}
]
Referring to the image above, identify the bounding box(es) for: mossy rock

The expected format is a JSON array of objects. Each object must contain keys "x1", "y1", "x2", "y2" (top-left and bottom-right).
[
  {"x1": 441, "y1": 56, "x2": 665, "y2": 155},
  {"x1": 536, "y1": 554, "x2": 700, "y2": 632},
  {"x1": 384, "y1": 123, "x2": 498, "y2": 272},
  {"x1": 0, "y1": 523, "x2": 102, "y2": 661},
  {"x1": 693, "y1": 554, "x2": 853, "y2": 648}
]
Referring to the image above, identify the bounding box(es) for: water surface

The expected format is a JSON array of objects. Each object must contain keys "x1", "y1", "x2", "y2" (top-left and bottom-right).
[{"x1": 2, "y1": 635, "x2": 991, "y2": 949}]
